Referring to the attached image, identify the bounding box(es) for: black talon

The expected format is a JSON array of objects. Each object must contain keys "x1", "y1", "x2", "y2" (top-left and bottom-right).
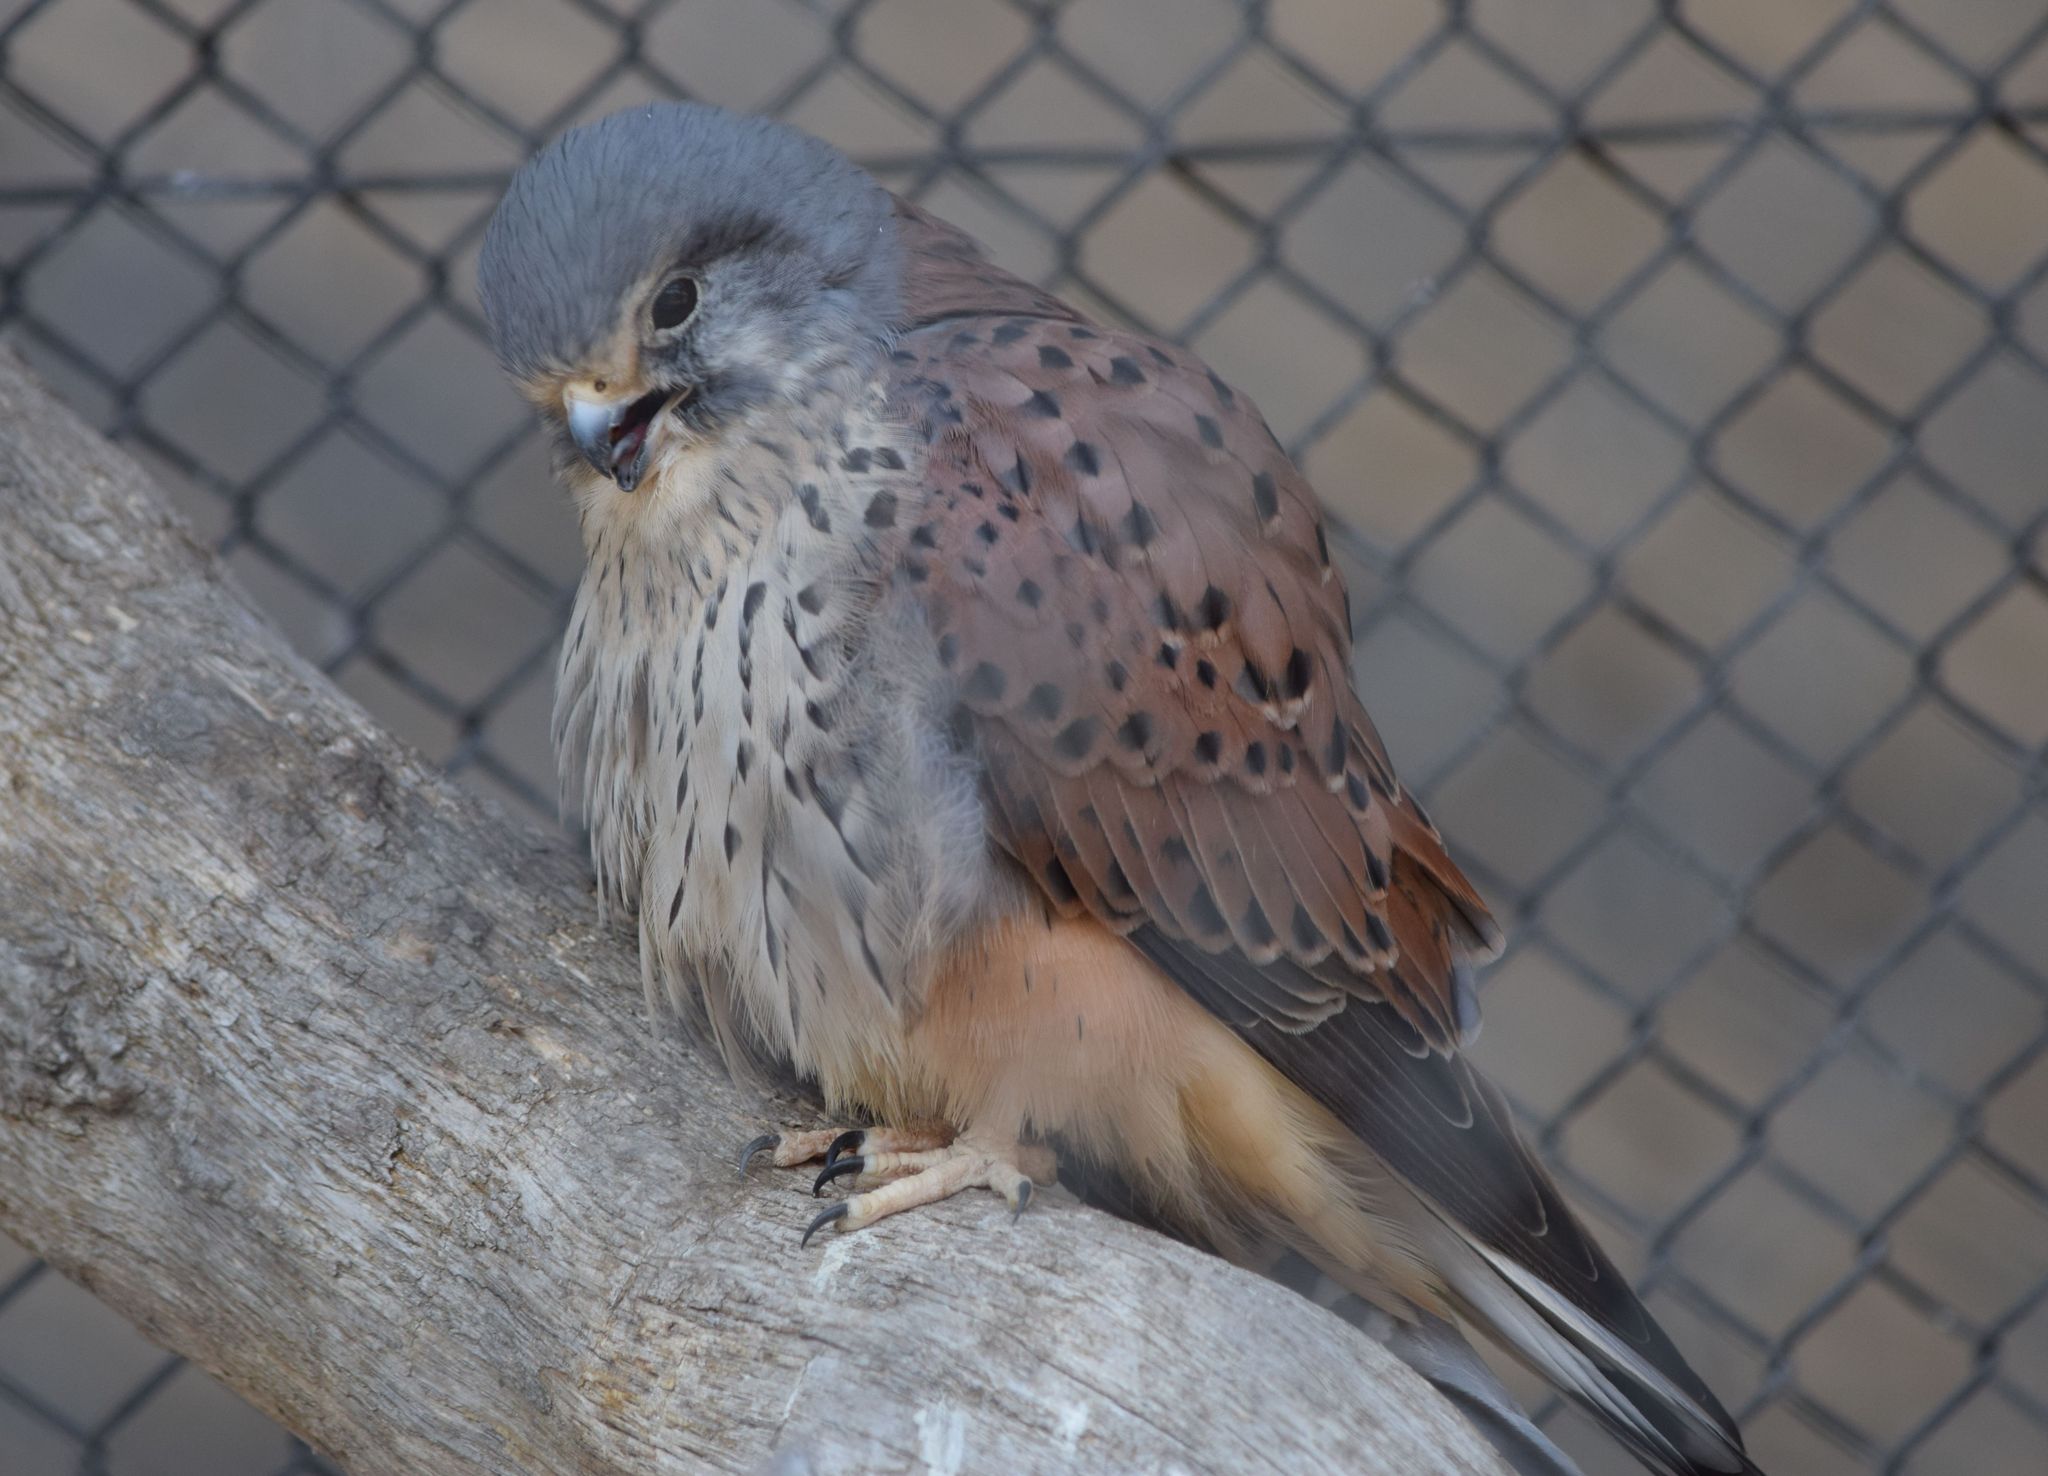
[
  {"x1": 1011, "y1": 1179, "x2": 1034, "y2": 1223},
  {"x1": 738, "y1": 1133, "x2": 779, "y2": 1176},
  {"x1": 822, "y1": 1129, "x2": 865, "y2": 1169},
  {"x1": 801, "y1": 1201, "x2": 849, "y2": 1248},
  {"x1": 812, "y1": 1156, "x2": 866, "y2": 1196}
]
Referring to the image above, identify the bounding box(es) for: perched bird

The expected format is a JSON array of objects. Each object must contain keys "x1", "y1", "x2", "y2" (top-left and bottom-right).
[{"x1": 479, "y1": 102, "x2": 1762, "y2": 1476}]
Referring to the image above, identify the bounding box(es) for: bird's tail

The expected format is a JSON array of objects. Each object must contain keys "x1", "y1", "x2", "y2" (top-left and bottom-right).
[{"x1": 1422, "y1": 1228, "x2": 1765, "y2": 1476}]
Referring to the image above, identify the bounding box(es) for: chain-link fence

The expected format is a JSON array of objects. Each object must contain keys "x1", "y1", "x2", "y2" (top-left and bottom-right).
[{"x1": 4, "y1": 1, "x2": 2047, "y2": 1472}]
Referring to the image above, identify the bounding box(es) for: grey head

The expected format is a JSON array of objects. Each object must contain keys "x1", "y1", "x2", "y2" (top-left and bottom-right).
[{"x1": 478, "y1": 102, "x2": 903, "y2": 492}]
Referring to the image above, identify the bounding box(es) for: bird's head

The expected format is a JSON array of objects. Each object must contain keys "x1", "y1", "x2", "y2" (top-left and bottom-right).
[{"x1": 478, "y1": 103, "x2": 903, "y2": 494}]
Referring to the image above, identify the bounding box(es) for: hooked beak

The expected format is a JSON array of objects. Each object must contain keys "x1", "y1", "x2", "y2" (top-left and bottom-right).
[{"x1": 563, "y1": 385, "x2": 681, "y2": 493}]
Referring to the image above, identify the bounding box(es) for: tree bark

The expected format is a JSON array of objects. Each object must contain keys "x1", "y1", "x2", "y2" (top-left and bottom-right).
[{"x1": 0, "y1": 346, "x2": 1504, "y2": 1476}]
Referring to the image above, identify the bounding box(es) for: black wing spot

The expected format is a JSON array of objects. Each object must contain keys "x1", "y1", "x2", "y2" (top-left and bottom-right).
[
  {"x1": 1038, "y1": 344, "x2": 1074, "y2": 370},
  {"x1": 1123, "y1": 503, "x2": 1159, "y2": 548},
  {"x1": 1282, "y1": 647, "x2": 1313, "y2": 701},
  {"x1": 963, "y1": 661, "x2": 1007, "y2": 703},
  {"x1": 1065, "y1": 441, "x2": 1100, "y2": 476},
  {"x1": 1242, "y1": 895, "x2": 1275, "y2": 949},
  {"x1": 1027, "y1": 389, "x2": 1062, "y2": 418},
  {"x1": 1364, "y1": 848, "x2": 1389, "y2": 891},
  {"x1": 1194, "y1": 730, "x2": 1223, "y2": 764},
  {"x1": 864, "y1": 490, "x2": 898, "y2": 528},
  {"x1": 1322, "y1": 720, "x2": 1347, "y2": 776},
  {"x1": 1117, "y1": 711, "x2": 1154, "y2": 751},
  {"x1": 1053, "y1": 717, "x2": 1100, "y2": 762},
  {"x1": 1251, "y1": 470, "x2": 1280, "y2": 524},
  {"x1": 1026, "y1": 682, "x2": 1063, "y2": 721},
  {"x1": 1187, "y1": 883, "x2": 1226, "y2": 937}
]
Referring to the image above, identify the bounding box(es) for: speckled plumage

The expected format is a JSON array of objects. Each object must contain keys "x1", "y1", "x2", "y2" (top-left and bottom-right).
[
  {"x1": 554, "y1": 355, "x2": 1003, "y2": 1095},
  {"x1": 480, "y1": 102, "x2": 1763, "y2": 1476}
]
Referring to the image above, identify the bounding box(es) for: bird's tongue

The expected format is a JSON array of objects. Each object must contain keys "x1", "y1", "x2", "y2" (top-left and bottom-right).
[
  {"x1": 608, "y1": 387, "x2": 668, "y2": 471},
  {"x1": 611, "y1": 418, "x2": 649, "y2": 465}
]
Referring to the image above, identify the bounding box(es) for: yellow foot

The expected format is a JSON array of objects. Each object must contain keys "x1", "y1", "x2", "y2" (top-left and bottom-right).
[
  {"x1": 735, "y1": 1124, "x2": 1053, "y2": 1246},
  {"x1": 737, "y1": 1123, "x2": 954, "y2": 1177},
  {"x1": 802, "y1": 1137, "x2": 1057, "y2": 1246}
]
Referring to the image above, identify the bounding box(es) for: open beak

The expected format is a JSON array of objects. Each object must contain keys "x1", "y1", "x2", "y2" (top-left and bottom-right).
[{"x1": 563, "y1": 385, "x2": 680, "y2": 493}]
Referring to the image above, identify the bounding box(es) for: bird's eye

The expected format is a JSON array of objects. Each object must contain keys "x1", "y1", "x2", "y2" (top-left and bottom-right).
[{"x1": 650, "y1": 276, "x2": 699, "y2": 331}]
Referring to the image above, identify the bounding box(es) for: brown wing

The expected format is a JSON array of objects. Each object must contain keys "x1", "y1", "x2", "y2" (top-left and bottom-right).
[
  {"x1": 888, "y1": 246, "x2": 1498, "y2": 1051},
  {"x1": 883, "y1": 219, "x2": 1740, "y2": 1441}
]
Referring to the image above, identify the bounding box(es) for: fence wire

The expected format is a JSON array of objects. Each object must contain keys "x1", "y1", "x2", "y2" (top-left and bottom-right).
[{"x1": 4, "y1": 1, "x2": 2048, "y2": 1473}]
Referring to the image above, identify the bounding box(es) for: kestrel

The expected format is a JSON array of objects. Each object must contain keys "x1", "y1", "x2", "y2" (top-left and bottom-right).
[{"x1": 479, "y1": 103, "x2": 1763, "y2": 1476}]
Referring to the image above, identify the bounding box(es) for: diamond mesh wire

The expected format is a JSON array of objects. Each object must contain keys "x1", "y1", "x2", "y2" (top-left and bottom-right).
[{"x1": 3, "y1": 2, "x2": 2046, "y2": 1473}]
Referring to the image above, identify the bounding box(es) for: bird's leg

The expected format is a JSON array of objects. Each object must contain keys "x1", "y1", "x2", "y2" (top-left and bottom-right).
[
  {"x1": 736, "y1": 1123, "x2": 953, "y2": 1176},
  {"x1": 800, "y1": 1136, "x2": 1058, "y2": 1246}
]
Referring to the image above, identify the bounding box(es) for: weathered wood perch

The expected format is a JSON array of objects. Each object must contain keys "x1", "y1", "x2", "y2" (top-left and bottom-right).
[{"x1": 0, "y1": 346, "x2": 1504, "y2": 1476}]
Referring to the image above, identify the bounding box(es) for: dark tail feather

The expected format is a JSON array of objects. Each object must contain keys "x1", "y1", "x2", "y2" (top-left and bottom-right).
[{"x1": 1441, "y1": 1237, "x2": 1765, "y2": 1476}]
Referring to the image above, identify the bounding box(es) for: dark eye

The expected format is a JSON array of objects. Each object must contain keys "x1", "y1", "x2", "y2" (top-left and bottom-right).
[{"x1": 650, "y1": 276, "x2": 699, "y2": 331}]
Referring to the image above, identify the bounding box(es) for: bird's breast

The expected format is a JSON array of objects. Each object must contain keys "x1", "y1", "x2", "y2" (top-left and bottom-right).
[{"x1": 568, "y1": 407, "x2": 975, "y2": 1087}]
